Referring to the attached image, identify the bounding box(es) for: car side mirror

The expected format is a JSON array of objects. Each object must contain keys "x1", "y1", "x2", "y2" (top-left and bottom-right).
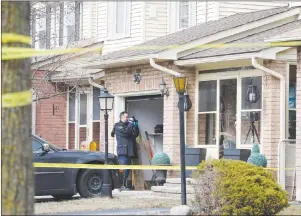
[{"x1": 42, "y1": 143, "x2": 50, "y2": 152}]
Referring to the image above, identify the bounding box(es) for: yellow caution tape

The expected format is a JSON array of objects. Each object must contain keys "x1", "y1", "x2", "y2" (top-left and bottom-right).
[
  {"x1": 2, "y1": 33, "x2": 31, "y2": 45},
  {"x1": 2, "y1": 33, "x2": 301, "y2": 61},
  {"x1": 1, "y1": 46, "x2": 103, "y2": 61},
  {"x1": 34, "y1": 163, "x2": 198, "y2": 170},
  {"x1": 2, "y1": 90, "x2": 32, "y2": 108},
  {"x1": 33, "y1": 162, "x2": 296, "y2": 171}
]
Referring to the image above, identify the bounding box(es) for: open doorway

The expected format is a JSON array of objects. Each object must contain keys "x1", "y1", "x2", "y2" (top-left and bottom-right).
[{"x1": 125, "y1": 95, "x2": 164, "y2": 188}]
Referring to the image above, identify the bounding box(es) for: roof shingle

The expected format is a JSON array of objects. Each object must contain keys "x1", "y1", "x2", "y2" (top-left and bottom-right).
[
  {"x1": 102, "y1": 6, "x2": 294, "y2": 61},
  {"x1": 179, "y1": 20, "x2": 301, "y2": 60}
]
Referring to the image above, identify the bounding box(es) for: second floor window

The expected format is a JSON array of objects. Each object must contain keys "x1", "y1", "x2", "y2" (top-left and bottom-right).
[
  {"x1": 179, "y1": 0, "x2": 189, "y2": 29},
  {"x1": 116, "y1": 1, "x2": 126, "y2": 34},
  {"x1": 108, "y1": 1, "x2": 131, "y2": 39},
  {"x1": 35, "y1": 6, "x2": 47, "y2": 49},
  {"x1": 64, "y1": 2, "x2": 76, "y2": 45}
]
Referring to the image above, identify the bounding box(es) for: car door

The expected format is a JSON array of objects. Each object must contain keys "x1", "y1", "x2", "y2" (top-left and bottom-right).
[{"x1": 33, "y1": 139, "x2": 68, "y2": 194}]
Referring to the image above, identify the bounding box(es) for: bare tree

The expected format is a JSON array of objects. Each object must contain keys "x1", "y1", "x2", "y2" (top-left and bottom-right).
[
  {"x1": 30, "y1": 1, "x2": 90, "y2": 103},
  {"x1": 1, "y1": 1, "x2": 34, "y2": 215}
]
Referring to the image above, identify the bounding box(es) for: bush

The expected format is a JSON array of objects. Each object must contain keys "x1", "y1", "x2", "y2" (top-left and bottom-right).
[
  {"x1": 151, "y1": 152, "x2": 170, "y2": 165},
  {"x1": 247, "y1": 144, "x2": 267, "y2": 167},
  {"x1": 194, "y1": 159, "x2": 288, "y2": 215}
]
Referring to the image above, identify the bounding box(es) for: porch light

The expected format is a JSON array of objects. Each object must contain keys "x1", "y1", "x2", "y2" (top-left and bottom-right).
[
  {"x1": 173, "y1": 76, "x2": 187, "y2": 94},
  {"x1": 159, "y1": 77, "x2": 169, "y2": 97},
  {"x1": 246, "y1": 79, "x2": 260, "y2": 103},
  {"x1": 98, "y1": 88, "x2": 114, "y2": 111}
]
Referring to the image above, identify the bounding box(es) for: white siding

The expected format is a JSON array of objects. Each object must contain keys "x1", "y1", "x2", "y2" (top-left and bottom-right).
[
  {"x1": 82, "y1": 2, "x2": 92, "y2": 39},
  {"x1": 218, "y1": 1, "x2": 289, "y2": 19},
  {"x1": 145, "y1": 1, "x2": 168, "y2": 42},
  {"x1": 102, "y1": 2, "x2": 143, "y2": 54},
  {"x1": 277, "y1": 48, "x2": 297, "y2": 61}
]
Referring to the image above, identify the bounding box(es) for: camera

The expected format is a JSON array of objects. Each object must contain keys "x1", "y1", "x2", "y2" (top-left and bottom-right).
[{"x1": 249, "y1": 112, "x2": 259, "y2": 123}]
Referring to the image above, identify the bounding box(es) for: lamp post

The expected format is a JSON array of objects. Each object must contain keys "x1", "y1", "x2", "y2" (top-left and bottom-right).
[
  {"x1": 173, "y1": 76, "x2": 187, "y2": 205},
  {"x1": 98, "y1": 88, "x2": 114, "y2": 198}
]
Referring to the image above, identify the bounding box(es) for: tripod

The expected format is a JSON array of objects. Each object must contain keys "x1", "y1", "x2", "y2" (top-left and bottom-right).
[{"x1": 243, "y1": 120, "x2": 260, "y2": 144}]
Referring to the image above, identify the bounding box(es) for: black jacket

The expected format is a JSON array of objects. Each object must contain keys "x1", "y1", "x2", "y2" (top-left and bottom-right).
[{"x1": 111, "y1": 121, "x2": 139, "y2": 158}]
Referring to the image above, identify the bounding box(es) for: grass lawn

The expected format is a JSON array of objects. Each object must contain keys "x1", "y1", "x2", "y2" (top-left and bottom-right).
[{"x1": 278, "y1": 204, "x2": 301, "y2": 215}]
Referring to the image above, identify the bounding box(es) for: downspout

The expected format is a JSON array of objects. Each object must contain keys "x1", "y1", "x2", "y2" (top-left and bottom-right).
[
  {"x1": 150, "y1": 58, "x2": 183, "y2": 77},
  {"x1": 251, "y1": 57, "x2": 286, "y2": 188},
  {"x1": 88, "y1": 77, "x2": 104, "y2": 90}
]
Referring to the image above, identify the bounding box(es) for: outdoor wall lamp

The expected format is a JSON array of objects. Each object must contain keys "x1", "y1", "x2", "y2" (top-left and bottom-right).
[
  {"x1": 159, "y1": 77, "x2": 169, "y2": 97},
  {"x1": 246, "y1": 78, "x2": 260, "y2": 103},
  {"x1": 133, "y1": 69, "x2": 141, "y2": 84}
]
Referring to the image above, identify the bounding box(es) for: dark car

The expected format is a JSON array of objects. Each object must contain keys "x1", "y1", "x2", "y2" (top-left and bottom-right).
[{"x1": 32, "y1": 135, "x2": 123, "y2": 199}]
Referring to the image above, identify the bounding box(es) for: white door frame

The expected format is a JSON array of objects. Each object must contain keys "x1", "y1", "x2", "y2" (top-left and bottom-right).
[
  {"x1": 67, "y1": 86, "x2": 94, "y2": 149},
  {"x1": 195, "y1": 69, "x2": 264, "y2": 152}
]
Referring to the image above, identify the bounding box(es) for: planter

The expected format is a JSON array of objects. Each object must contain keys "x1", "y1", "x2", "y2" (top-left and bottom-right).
[
  {"x1": 185, "y1": 148, "x2": 207, "y2": 177},
  {"x1": 154, "y1": 169, "x2": 167, "y2": 186},
  {"x1": 223, "y1": 149, "x2": 251, "y2": 161}
]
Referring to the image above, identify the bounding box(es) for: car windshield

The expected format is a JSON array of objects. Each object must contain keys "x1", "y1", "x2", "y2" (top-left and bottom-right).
[{"x1": 32, "y1": 135, "x2": 62, "y2": 151}]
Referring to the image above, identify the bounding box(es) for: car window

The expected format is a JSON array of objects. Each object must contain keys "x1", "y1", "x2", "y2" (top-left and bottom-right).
[{"x1": 32, "y1": 139, "x2": 43, "y2": 153}]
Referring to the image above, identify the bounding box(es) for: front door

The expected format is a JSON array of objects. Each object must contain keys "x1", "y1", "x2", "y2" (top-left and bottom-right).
[{"x1": 68, "y1": 87, "x2": 101, "y2": 150}]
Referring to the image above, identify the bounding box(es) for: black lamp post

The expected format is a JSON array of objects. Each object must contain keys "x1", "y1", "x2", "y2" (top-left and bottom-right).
[
  {"x1": 173, "y1": 76, "x2": 187, "y2": 205},
  {"x1": 98, "y1": 88, "x2": 114, "y2": 198}
]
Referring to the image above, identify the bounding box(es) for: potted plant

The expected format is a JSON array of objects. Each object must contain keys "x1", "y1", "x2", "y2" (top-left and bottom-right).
[{"x1": 151, "y1": 152, "x2": 170, "y2": 186}]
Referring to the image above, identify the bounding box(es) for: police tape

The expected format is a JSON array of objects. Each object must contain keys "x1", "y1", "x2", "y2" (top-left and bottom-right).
[
  {"x1": 2, "y1": 90, "x2": 32, "y2": 108},
  {"x1": 2, "y1": 33, "x2": 31, "y2": 45},
  {"x1": 33, "y1": 163, "x2": 295, "y2": 171},
  {"x1": 2, "y1": 33, "x2": 301, "y2": 61},
  {"x1": 34, "y1": 163, "x2": 198, "y2": 170}
]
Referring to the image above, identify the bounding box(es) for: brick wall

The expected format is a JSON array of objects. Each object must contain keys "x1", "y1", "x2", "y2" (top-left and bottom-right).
[
  {"x1": 262, "y1": 60, "x2": 288, "y2": 168},
  {"x1": 32, "y1": 71, "x2": 67, "y2": 148},
  {"x1": 296, "y1": 47, "x2": 301, "y2": 201},
  {"x1": 104, "y1": 63, "x2": 195, "y2": 170}
]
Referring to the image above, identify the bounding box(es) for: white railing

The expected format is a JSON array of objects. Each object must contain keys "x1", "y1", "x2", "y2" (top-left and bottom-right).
[{"x1": 278, "y1": 139, "x2": 296, "y2": 201}]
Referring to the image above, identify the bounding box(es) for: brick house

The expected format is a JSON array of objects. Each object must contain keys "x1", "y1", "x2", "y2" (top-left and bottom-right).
[{"x1": 32, "y1": 5, "x2": 301, "y2": 199}]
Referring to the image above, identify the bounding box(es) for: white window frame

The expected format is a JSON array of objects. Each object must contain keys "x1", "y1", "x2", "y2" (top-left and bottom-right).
[
  {"x1": 178, "y1": 0, "x2": 189, "y2": 30},
  {"x1": 286, "y1": 63, "x2": 297, "y2": 139},
  {"x1": 107, "y1": 1, "x2": 131, "y2": 40},
  {"x1": 35, "y1": 5, "x2": 47, "y2": 49},
  {"x1": 195, "y1": 69, "x2": 264, "y2": 150},
  {"x1": 63, "y1": 2, "x2": 76, "y2": 46}
]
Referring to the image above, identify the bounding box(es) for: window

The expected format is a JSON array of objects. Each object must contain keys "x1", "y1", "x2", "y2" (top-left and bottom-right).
[
  {"x1": 288, "y1": 65, "x2": 296, "y2": 139},
  {"x1": 179, "y1": 0, "x2": 189, "y2": 29},
  {"x1": 35, "y1": 6, "x2": 47, "y2": 49},
  {"x1": 64, "y1": 2, "x2": 76, "y2": 45},
  {"x1": 108, "y1": 1, "x2": 130, "y2": 38},
  {"x1": 198, "y1": 80, "x2": 217, "y2": 145},
  {"x1": 241, "y1": 77, "x2": 262, "y2": 145},
  {"x1": 197, "y1": 71, "x2": 263, "y2": 149},
  {"x1": 116, "y1": 1, "x2": 126, "y2": 34},
  {"x1": 32, "y1": 139, "x2": 43, "y2": 153}
]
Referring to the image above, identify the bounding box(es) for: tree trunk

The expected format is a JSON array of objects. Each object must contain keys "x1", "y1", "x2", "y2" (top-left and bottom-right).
[{"x1": 1, "y1": 2, "x2": 34, "y2": 215}]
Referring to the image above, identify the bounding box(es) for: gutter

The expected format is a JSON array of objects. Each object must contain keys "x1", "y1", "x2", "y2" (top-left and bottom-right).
[
  {"x1": 251, "y1": 57, "x2": 286, "y2": 187},
  {"x1": 149, "y1": 58, "x2": 183, "y2": 77}
]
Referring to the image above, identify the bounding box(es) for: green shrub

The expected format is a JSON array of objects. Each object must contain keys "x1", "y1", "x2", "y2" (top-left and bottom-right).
[
  {"x1": 247, "y1": 144, "x2": 267, "y2": 167},
  {"x1": 151, "y1": 152, "x2": 170, "y2": 165},
  {"x1": 194, "y1": 159, "x2": 288, "y2": 215}
]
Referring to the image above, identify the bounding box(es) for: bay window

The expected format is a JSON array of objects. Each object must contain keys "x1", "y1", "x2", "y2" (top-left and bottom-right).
[{"x1": 196, "y1": 70, "x2": 263, "y2": 150}]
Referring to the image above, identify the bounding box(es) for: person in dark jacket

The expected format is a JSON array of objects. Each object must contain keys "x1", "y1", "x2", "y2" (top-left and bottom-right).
[{"x1": 111, "y1": 111, "x2": 139, "y2": 190}]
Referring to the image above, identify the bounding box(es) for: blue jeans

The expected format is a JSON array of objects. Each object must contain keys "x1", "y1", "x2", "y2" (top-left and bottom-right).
[{"x1": 118, "y1": 156, "x2": 131, "y2": 187}]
